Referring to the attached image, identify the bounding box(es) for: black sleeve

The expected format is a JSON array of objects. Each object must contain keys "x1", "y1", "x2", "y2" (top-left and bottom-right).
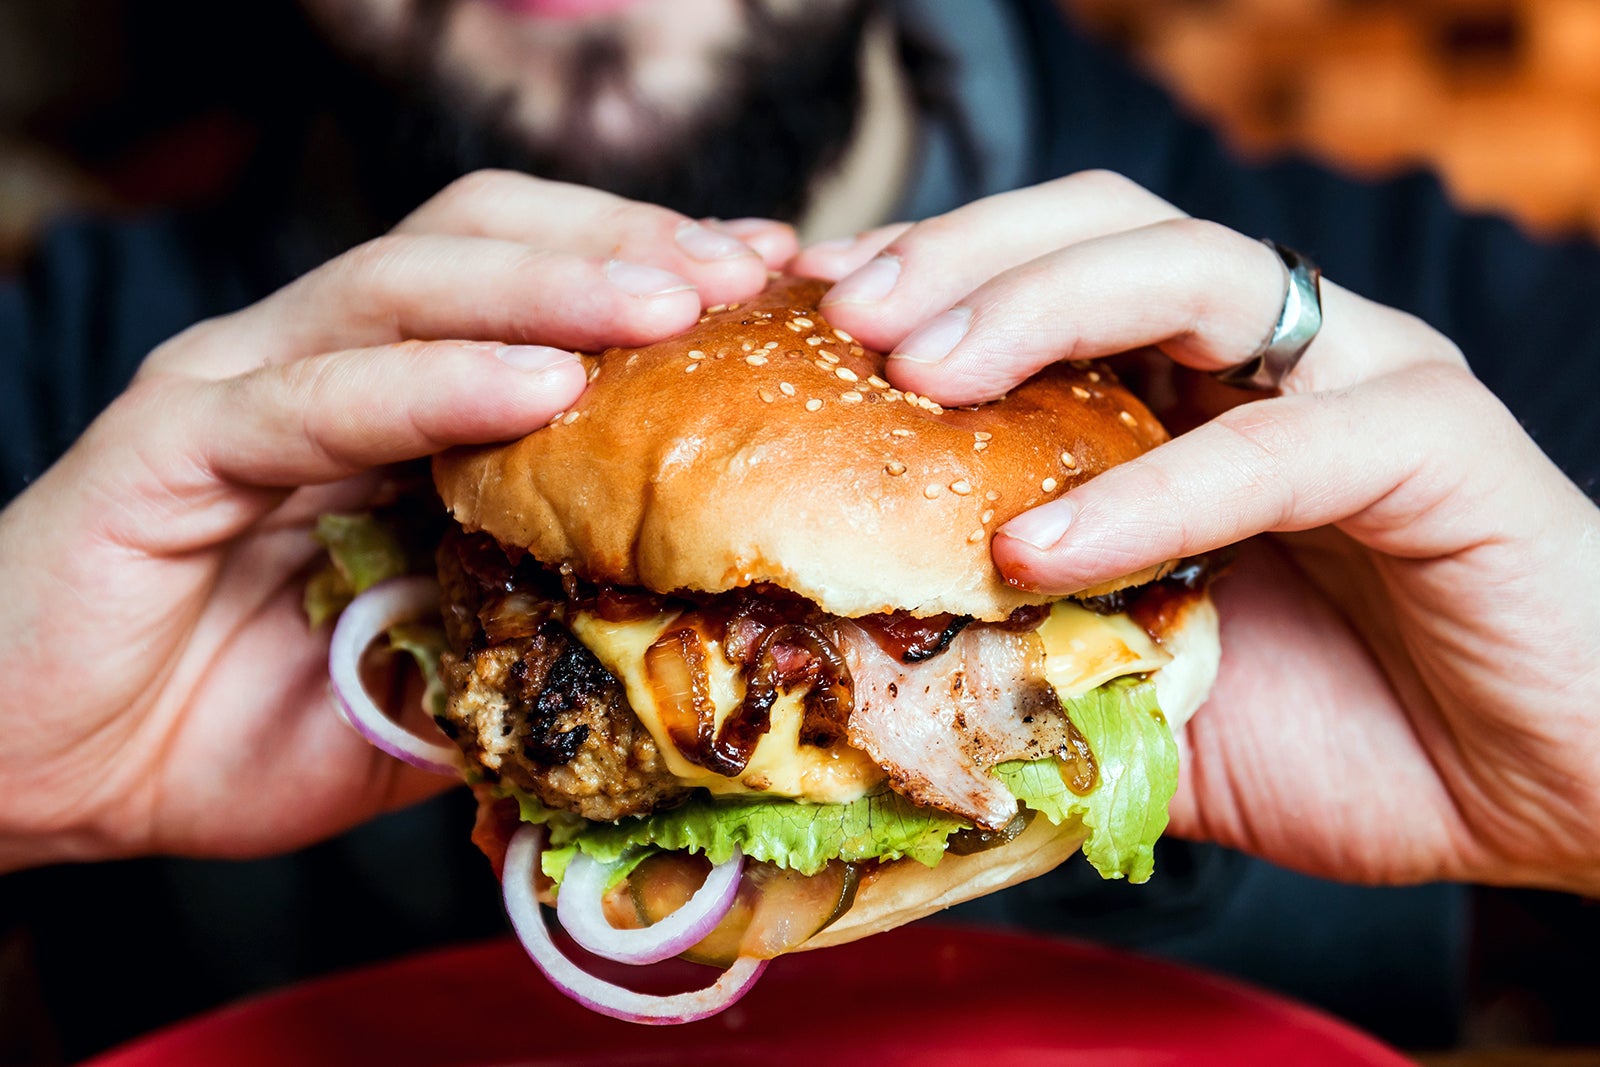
[
  {"x1": 0, "y1": 214, "x2": 256, "y2": 504},
  {"x1": 1013, "y1": 0, "x2": 1600, "y2": 495}
]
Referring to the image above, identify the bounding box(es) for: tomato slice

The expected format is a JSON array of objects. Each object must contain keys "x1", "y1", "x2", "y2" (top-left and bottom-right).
[{"x1": 625, "y1": 853, "x2": 860, "y2": 966}]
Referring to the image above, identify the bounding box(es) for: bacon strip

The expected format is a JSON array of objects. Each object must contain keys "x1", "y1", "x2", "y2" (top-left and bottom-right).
[{"x1": 837, "y1": 621, "x2": 1069, "y2": 829}]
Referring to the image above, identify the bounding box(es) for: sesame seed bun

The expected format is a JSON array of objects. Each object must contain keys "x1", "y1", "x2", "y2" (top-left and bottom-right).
[{"x1": 432, "y1": 275, "x2": 1173, "y2": 620}]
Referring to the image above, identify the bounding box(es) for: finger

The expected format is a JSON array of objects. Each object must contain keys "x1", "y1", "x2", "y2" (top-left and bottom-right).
[
  {"x1": 818, "y1": 170, "x2": 1183, "y2": 349},
  {"x1": 395, "y1": 170, "x2": 775, "y2": 306},
  {"x1": 990, "y1": 364, "x2": 1536, "y2": 594},
  {"x1": 791, "y1": 222, "x2": 911, "y2": 281},
  {"x1": 154, "y1": 236, "x2": 702, "y2": 377},
  {"x1": 708, "y1": 217, "x2": 800, "y2": 270},
  {"x1": 883, "y1": 218, "x2": 1460, "y2": 406},
  {"x1": 196, "y1": 339, "x2": 588, "y2": 490}
]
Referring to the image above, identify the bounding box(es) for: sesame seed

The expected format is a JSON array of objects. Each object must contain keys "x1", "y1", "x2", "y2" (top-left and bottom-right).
[
  {"x1": 833, "y1": 328, "x2": 854, "y2": 343},
  {"x1": 1042, "y1": 477, "x2": 1059, "y2": 493},
  {"x1": 685, "y1": 362, "x2": 700, "y2": 373},
  {"x1": 981, "y1": 509, "x2": 995, "y2": 524},
  {"x1": 950, "y1": 480, "x2": 973, "y2": 495},
  {"x1": 727, "y1": 303, "x2": 741, "y2": 311},
  {"x1": 746, "y1": 354, "x2": 768, "y2": 366},
  {"x1": 564, "y1": 410, "x2": 582, "y2": 425},
  {"x1": 968, "y1": 528, "x2": 985, "y2": 544},
  {"x1": 840, "y1": 391, "x2": 864, "y2": 403},
  {"x1": 885, "y1": 460, "x2": 907, "y2": 476},
  {"x1": 920, "y1": 398, "x2": 944, "y2": 413},
  {"x1": 924, "y1": 483, "x2": 943, "y2": 499},
  {"x1": 973, "y1": 440, "x2": 989, "y2": 452},
  {"x1": 1061, "y1": 451, "x2": 1077, "y2": 468},
  {"x1": 867, "y1": 375, "x2": 890, "y2": 390},
  {"x1": 821, "y1": 350, "x2": 841, "y2": 364},
  {"x1": 892, "y1": 428, "x2": 915, "y2": 438},
  {"x1": 1119, "y1": 410, "x2": 1137, "y2": 426},
  {"x1": 805, "y1": 398, "x2": 823, "y2": 412},
  {"x1": 806, "y1": 336, "x2": 825, "y2": 347},
  {"x1": 974, "y1": 431, "x2": 993, "y2": 441},
  {"x1": 758, "y1": 388, "x2": 775, "y2": 403},
  {"x1": 786, "y1": 322, "x2": 803, "y2": 332},
  {"x1": 851, "y1": 344, "x2": 865, "y2": 355},
  {"x1": 902, "y1": 391, "x2": 919, "y2": 405},
  {"x1": 549, "y1": 411, "x2": 566, "y2": 425},
  {"x1": 763, "y1": 341, "x2": 779, "y2": 350},
  {"x1": 741, "y1": 341, "x2": 754, "y2": 352},
  {"x1": 793, "y1": 317, "x2": 814, "y2": 328},
  {"x1": 688, "y1": 349, "x2": 705, "y2": 359},
  {"x1": 984, "y1": 490, "x2": 1000, "y2": 502},
  {"x1": 779, "y1": 381, "x2": 796, "y2": 396},
  {"x1": 814, "y1": 359, "x2": 834, "y2": 373},
  {"x1": 835, "y1": 366, "x2": 858, "y2": 382},
  {"x1": 707, "y1": 304, "x2": 727, "y2": 313},
  {"x1": 886, "y1": 390, "x2": 903, "y2": 402},
  {"x1": 587, "y1": 365, "x2": 601, "y2": 382},
  {"x1": 1072, "y1": 385, "x2": 1091, "y2": 400},
  {"x1": 1087, "y1": 370, "x2": 1102, "y2": 382}
]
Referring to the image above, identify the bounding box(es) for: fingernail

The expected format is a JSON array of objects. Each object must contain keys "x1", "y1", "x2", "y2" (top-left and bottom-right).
[
  {"x1": 497, "y1": 345, "x2": 580, "y2": 373},
  {"x1": 676, "y1": 221, "x2": 754, "y2": 261},
  {"x1": 890, "y1": 306, "x2": 972, "y2": 366},
  {"x1": 606, "y1": 259, "x2": 695, "y2": 297},
  {"x1": 822, "y1": 254, "x2": 901, "y2": 305},
  {"x1": 999, "y1": 500, "x2": 1076, "y2": 551}
]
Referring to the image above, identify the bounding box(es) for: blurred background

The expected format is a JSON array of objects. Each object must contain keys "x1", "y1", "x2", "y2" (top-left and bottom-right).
[{"x1": 3, "y1": 0, "x2": 1600, "y2": 1062}]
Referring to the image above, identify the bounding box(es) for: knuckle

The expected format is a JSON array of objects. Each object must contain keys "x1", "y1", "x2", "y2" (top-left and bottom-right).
[
  {"x1": 340, "y1": 233, "x2": 413, "y2": 285},
  {"x1": 1066, "y1": 168, "x2": 1140, "y2": 200},
  {"x1": 1210, "y1": 403, "x2": 1301, "y2": 526},
  {"x1": 1163, "y1": 215, "x2": 1236, "y2": 252},
  {"x1": 1060, "y1": 169, "x2": 1176, "y2": 216},
  {"x1": 434, "y1": 168, "x2": 524, "y2": 211},
  {"x1": 604, "y1": 200, "x2": 691, "y2": 246}
]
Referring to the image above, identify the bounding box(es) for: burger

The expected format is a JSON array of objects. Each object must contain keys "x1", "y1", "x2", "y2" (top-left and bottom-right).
[{"x1": 326, "y1": 275, "x2": 1221, "y2": 1024}]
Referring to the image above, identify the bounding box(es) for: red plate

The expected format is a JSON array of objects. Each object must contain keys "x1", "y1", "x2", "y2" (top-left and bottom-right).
[{"x1": 86, "y1": 924, "x2": 1412, "y2": 1066}]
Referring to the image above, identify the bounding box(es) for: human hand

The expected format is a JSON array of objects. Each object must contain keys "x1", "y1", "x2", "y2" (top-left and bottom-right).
[
  {"x1": 794, "y1": 171, "x2": 1600, "y2": 895},
  {"x1": 0, "y1": 172, "x2": 796, "y2": 872}
]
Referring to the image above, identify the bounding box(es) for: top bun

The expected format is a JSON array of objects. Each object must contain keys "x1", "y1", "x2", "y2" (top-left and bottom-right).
[{"x1": 434, "y1": 276, "x2": 1170, "y2": 620}]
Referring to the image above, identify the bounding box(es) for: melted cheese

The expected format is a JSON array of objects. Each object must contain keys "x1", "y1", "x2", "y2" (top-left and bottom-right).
[
  {"x1": 570, "y1": 611, "x2": 885, "y2": 804},
  {"x1": 1037, "y1": 600, "x2": 1172, "y2": 698},
  {"x1": 571, "y1": 601, "x2": 1169, "y2": 805}
]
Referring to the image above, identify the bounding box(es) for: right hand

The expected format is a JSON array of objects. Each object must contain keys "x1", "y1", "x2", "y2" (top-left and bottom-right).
[{"x1": 0, "y1": 172, "x2": 796, "y2": 873}]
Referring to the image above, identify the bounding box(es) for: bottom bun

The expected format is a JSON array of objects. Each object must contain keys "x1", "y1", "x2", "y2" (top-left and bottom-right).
[
  {"x1": 803, "y1": 812, "x2": 1087, "y2": 950},
  {"x1": 803, "y1": 591, "x2": 1220, "y2": 951}
]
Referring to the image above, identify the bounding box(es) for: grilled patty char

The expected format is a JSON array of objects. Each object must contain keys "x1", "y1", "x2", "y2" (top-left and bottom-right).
[{"x1": 437, "y1": 531, "x2": 688, "y2": 821}]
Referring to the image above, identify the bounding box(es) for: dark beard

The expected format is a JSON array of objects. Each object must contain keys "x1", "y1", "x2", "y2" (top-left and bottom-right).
[{"x1": 330, "y1": 0, "x2": 874, "y2": 228}]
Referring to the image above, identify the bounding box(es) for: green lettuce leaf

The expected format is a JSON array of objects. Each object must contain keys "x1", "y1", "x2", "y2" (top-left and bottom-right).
[
  {"x1": 534, "y1": 788, "x2": 967, "y2": 885},
  {"x1": 508, "y1": 678, "x2": 1177, "y2": 892},
  {"x1": 302, "y1": 512, "x2": 409, "y2": 627},
  {"x1": 992, "y1": 678, "x2": 1177, "y2": 883},
  {"x1": 386, "y1": 622, "x2": 449, "y2": 719}
]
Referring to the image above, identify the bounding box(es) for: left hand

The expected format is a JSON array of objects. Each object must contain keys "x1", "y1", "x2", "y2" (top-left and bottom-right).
[{"x1": 792, "y1": 171, "x2": 1600, "y2": 895}]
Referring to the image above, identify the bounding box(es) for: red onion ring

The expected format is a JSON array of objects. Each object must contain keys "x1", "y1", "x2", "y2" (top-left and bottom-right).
[
  {"x1": 557, "y1": 848, "x2": 743, "y2": 965},
  {"x1": 328, "y1": 577, "x2": 459, "y2": 776},
  {"x1": 503, "y1": 826, "x2": 767, "y2": 1024}
]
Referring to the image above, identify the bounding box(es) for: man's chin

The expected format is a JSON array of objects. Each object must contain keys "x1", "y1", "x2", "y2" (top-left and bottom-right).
[{"x1": 330, "y1": 0, "x2": 874, "y2": 225}]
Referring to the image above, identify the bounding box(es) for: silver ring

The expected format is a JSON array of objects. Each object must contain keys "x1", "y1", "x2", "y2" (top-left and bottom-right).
[{"x1": 1212, "y1": 240, "x2": 1323, "y2": 392}]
